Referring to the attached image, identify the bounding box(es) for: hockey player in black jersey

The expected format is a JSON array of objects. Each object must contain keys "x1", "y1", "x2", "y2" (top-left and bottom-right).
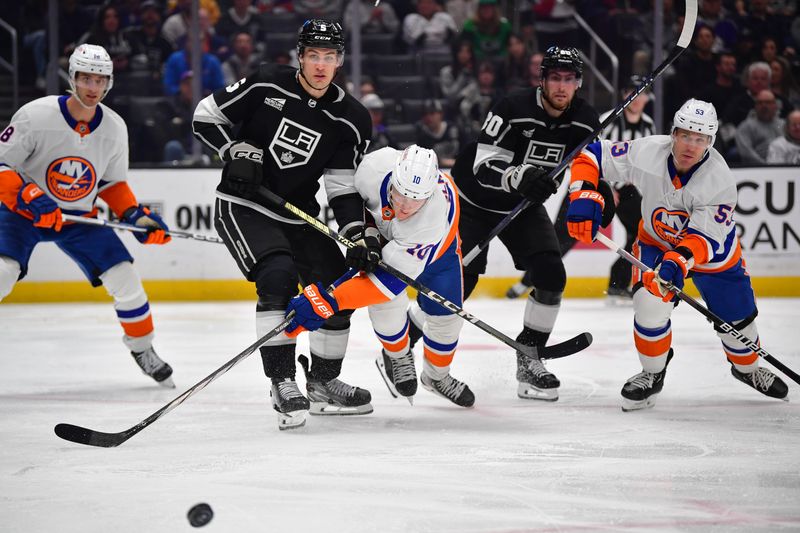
[
  {"x1": 192, "y1": 20, "x2": 373, "y2": 430},
  {"x1": 446, "y1": 46, "x2": 601, "y2": 401}
]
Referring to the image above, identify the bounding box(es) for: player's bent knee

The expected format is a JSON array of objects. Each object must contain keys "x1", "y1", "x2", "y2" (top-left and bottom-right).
[
  {"x1": 323, "y1": 308, "x2": 352, "y2": 331},
  {"x1": 716, "y1": 313, "x2": 759, "y2": 350},
  {"x1": 426, "y1": 313, "x2": 462, "y2": 343},
  {"x1": 368, "y1": 291, "x2": 410, "y2": 332},
  {"x1": 0, "y1": 255, "x2": 22, "y2": 300},
  {"x1": 633, "y1": 286, "x2": 673, "y2": 327},
  {"x1": 524, "y1": 252, "x2": 566, "y2": 292},
  {"x1": 252, "y1": 253, "x2": 297, "y2": 302},
  {"x1": 100, "y1": 261, "x2": 145, "y2": 303}
]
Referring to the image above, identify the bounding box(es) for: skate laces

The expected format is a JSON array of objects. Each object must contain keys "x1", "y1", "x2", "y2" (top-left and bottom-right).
[
  {"x1": 750, "y1": 368, "x2": 776, "y2": 392},
  {"x1": 325, "y1": 378, "x2": 357, "y2": 398},
  {"x1": 391, "y1": 352, "x2": 417, "y2": 383},
  {"x1": 435, "y1": 375, "x2": 466, "y2": 399},
  {"x1": 277, "y1": 380, "x2": 305, "y2": 400},
  {"x1": 628, "y1": 371, "x2": 659, "y2": 390},
  {"x1": 525, "y1": 357, "x2": 551, "y2": 377},
  {"x1": 133, "y1": 348, "x2": 164, "y2": 374}
]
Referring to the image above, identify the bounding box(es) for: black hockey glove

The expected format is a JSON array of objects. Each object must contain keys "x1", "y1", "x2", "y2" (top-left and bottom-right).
[
  {"x1": 222, "y1": 140, "x2": 263, "y2": 199},
  {"x1": 504, "y1": 164, "x2": 558, "y2": 204},
  {"x1": 344, "y1": 225, "x2": 382, "y2": 273}
]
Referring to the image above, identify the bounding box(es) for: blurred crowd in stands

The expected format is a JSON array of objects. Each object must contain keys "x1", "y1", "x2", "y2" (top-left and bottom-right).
[{"x1": 9, "y1": 0, "x2": 800, "y2": 165}]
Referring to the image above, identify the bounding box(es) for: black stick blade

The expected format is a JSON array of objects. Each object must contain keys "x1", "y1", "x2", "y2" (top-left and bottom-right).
[
  {"x1": 54, "y1": 423, "x2": 132, "y2": 448},
  {"x1": 539, "y1": 332, "x2": 593, "y2": 360}
]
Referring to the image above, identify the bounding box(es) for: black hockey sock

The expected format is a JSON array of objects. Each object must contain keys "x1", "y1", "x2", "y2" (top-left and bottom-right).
[
  {"x1": 408, "y1": 319, "x2": 423, "y2": 349},
  {"x1": 517, "y1": 326, "x2": 551, "y2": 348},
  {"x1": 260, "y1": 344, "x2": 296, "y2": 379},
  {"x1": 304, "y1": 352, "x2": 343, "y2": 382}
]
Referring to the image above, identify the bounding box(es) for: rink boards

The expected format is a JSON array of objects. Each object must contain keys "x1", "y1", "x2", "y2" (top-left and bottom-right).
[{"x1": 7, "y1": 166, "x2": 799, "y2": 302}]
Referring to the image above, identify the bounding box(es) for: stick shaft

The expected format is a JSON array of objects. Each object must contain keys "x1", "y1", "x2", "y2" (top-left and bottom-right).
[{"x1": 61, "y1": 213, "x2": 224, "y2": 244}]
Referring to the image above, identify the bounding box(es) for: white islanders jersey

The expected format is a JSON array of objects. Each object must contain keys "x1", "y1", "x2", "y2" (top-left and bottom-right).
[
  {"x1": 583, "y1": 135, "x2": 741, "y2": 272},
  {"x1": 353, "y1": 147, "x2": 460, "y2": 281},
  {"x1": 0, "y1": 95, "x2": 129, "y2": 213}
]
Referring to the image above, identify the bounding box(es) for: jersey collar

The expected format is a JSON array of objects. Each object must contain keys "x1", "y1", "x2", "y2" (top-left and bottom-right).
[
  {"x1": 59, "y1": 95, "x2": 103, "y2": 136},
  {"x1": 667, "y1": 151, "x2": 709, "y2": 189}
]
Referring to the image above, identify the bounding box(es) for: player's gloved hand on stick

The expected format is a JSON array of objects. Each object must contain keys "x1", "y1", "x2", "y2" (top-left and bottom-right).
[
  {"x1": 122, "y1": 205, "x2": 171, "y2": 245},
  {"x1": 285, "y1": 283, "x2": 340, "y2": 338},
  {"x1": 566, "y1": 188, "x2": 605, "y2": 243},
  {"x1": 222, "y1": 140, "x2": 263, "y2": 199},
  {"x1": 17, "y1": 183, "x2": 63, "y2": 231},
  {"x1": 643, "y1": 250, "x2": 691, "y2": 302},
  {"x1": 504, "y1": 164, "x2": 558, "y2": 204},
  {"x1": 344, "y1": 225, "x2": 382, "y2": 273}
]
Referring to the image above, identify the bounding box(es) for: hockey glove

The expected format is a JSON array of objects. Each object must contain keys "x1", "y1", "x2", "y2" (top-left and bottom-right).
[
  {"x1": 566, "y1": 189, "x2": 605, "y2": 243},
  {"x1": 643, "y1": 249, "x2": 692, "y2": 302},
  {"x1": 122, "y1": 205, "x2": 171, "y2": 245},
  {"x1": 222, "y1": 140, "x2": 263, "y2": 199},
  {"x1": 285, "y1": 283, "x2": 340, "y2": 338},
  {"x1": 344, "y1": 225, "x2": 382, "y2": 273},
  {"x1": 504, "y1": 164, "x2": 558, "y2": 204},
  {"x1": 17, "y1": 183, "x2": 63, "y2": 231}
]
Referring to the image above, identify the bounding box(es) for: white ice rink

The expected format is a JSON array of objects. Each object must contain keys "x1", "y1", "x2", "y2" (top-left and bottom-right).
[{"x1": 1, "y1": 297, "x2": 799, "y2": 532}]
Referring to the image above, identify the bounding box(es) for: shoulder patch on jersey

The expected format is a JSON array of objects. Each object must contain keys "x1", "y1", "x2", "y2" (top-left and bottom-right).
[
  {"x1": 269, "y1": 117, "x2": 322, "y2": 169},
  {"x1": 264, "y1": 97, "x2": 285, "y2": 111},
  {"x1": 46, "y1": 156, "x2": 97, "y2": 202}
]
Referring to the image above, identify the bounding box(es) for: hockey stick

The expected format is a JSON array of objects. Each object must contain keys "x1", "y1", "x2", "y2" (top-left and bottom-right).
[
  {"x1": 54, "y1": 315, "x2": 294, "y2": 447},
  {"x1": 595, "y1": 232, "x2": 800, "y2": 386},
  {"x1": 257, "y1": 186, "x2": 592, "y2": 361},
  {"x1": 61, "y1": 213, "x2": 225, "y2": 244},
  {"x1": 461, "y1": 0, "x2": 698, "y2": 267}
]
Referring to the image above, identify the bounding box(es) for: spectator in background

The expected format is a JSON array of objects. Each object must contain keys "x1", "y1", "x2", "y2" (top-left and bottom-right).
[
  {"x1": 737, "y1": 0, "x2": 790, "y2": 55},
  {"x1": 126, "y1": 1, "x2": 174, "y2": 82},
  {"x1": 502, "y1": 33, "x2": 531, "y2": 91},
  {"x1": 439, "y1": 39, "x2": 478, "y2": 111},
  {"x1": 59, "y1": 0, "x2": 95, "y2": 60},
  {"x1": 361, "y1": 93, "x2": 397, "y2": 153},
  {"x1": 415, "y1": 99, "x2": 460, "y2": 167},
  {"x1": 293, "y1": 0, "x2": 344, "y2": 20},
  {"x1": 665, "y1": 23, "x2": 717, "y2": 120},
  {"x1": 216, "y1": 0, "x2": 263, "y2": 45},
  {"x1": 166, "y1": 0, "x2": 220, "y2": 24},
  {"x1": 458, "y1": 60, "x2": 503, "y2": 141},
  {"x1": 735, "y1": 89, "x2": 784, "y2": 164},
  {"x1": 699, "y1": 52, "x2": 744, "y2": 115},
  {"x1": 403, "y1": 0, "x2": 458, "y2": 54},
  {"x1": 445, "y1": 0, "x2": 478, "y2": 29},
  {"x1": 344, "y1": 0, "x2": 400, "y2": 35},
  {"x1": 758, "y1": 36, "x2": 780, "y2": 64},
  {"x1": 164, "y1": 70, "x2": 199, "y2": 163},
  {"x1": 79, "y1": 5, "x2": 134, "y2": 73},
  {"x1": 632, "y1": 0, "x2": 679, "y2": 75},
  {"x1": 770, "y1": 56, "x2": 800, "y2": 110},
  {"x1": 163, "y1": 36, "x2": 225, "y2": 96},
  {"x1": 698, "y1": 0, "x2": 739, "y2": 52},
  {"x1": 461, "y1": 0, "x2": 512, "y2": 59},
  {"x1": 528, "y1": 52, "x2": 543, "y2": 87},
  {"x1": 767, "y1": 109, "x2": 800, "y2": 164},
  {"x1": 162, "y1": 0, "x2": 192, "y2": 47},
  {"x1": 222, "y1": 32, "x2": 263, "y2": 85},
  {"x1": 723, "y1": 61, "x2": 773, "y2": 126},
  {"x1": 528, "y1": 0, "x2": 580, "y2": 51}
]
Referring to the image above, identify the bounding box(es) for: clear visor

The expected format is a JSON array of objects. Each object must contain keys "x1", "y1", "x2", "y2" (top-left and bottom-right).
[
  {"x1": 673, "y1": 130, "x2": 711, "y2": 147},
  {"x1": 390, "y1": 187, "x2": 426, "y2": 215},
  {"x1": 74, "y1": 73, "x2": 110, "y2": 90}
]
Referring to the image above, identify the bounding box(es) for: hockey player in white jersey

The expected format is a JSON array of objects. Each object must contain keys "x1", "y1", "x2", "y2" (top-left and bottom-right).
[
  {"x1": 0, "y1": 44, "x2": 175, "y2": 387},
  {"x1": 565, "y1": 98, "x2": 788, "y2": 410},
  {"x1": 284, "y1": 146, "x2": 475, "y2": 408}
]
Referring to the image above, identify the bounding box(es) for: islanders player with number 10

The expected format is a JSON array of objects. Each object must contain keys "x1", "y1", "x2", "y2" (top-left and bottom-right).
[
  {"x1": 566, "y1": 98, "x2": 788, "y2": 410},
  {"x1": 0, "y1": 44, "x2": 175, "y2": 387},
  {"x1": 285, "y1": 146, "x2": 475, "y2": 408}
]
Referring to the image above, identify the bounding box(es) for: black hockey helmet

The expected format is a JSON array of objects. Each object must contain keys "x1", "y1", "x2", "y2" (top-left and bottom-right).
[
  {"x1": 541, "y1": 46, "x2": 583, "y2": 79},
  {"x1": 297, "y1": 19, "x2": 345, "y2": 57}
]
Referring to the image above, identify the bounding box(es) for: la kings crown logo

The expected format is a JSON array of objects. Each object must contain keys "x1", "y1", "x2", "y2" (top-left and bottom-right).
[{"x1": 269, "y1": 117, "x2": 321, "y2": 169}]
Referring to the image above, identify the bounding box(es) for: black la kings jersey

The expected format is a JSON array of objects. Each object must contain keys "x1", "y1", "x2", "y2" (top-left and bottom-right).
[
  {"x1": 192, "y1": 63, "x2": 371, "y2": 225},
  {"x1": 451, "y1": 86, "x2": 600, "y2": 213}
]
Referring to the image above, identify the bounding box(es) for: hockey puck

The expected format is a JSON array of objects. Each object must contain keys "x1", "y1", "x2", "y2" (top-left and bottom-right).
[{"x1": 187, "y1": 503, "x2": 213, "y2": 527}]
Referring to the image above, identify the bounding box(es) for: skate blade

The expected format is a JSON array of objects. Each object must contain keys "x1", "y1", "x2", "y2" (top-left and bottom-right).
[
  {"x1": 621, "y1": 394, "x2": 658, "y2": 412},
  {"x1": 309, "y1": 402, "x2": 374, "y2": 416},
  {"x1": 275, "y1": 409, "x2": 307, "y2": 430},
  {"x1": 375, "y1": 357, "x2": 400, "y2": 398},
  {"x1": 156, "y1": 376, "x2": 176, "y2": 389},
  {"x1": 517, "y1": 382, "x2": 558, "y2": 402},
  {"x1": 420, "y1": 381, "x2": 473, "y2": 408}
]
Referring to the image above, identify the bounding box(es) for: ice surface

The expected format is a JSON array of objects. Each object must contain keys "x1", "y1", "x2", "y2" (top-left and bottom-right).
[{"x1": 1, "y1": 298, "x2": 798, "y2": 532}]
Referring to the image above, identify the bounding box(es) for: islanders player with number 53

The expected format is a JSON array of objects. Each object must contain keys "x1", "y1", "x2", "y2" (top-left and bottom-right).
[
  {"x1": 566, "y1": 98, "x2": 788, "y2": 410},
  {"x1": 285, "y1": 146, "x2": 475, "y2": 408},
  {"x1": 0, "y1": 44, "x2": 175, "y2": 387}
]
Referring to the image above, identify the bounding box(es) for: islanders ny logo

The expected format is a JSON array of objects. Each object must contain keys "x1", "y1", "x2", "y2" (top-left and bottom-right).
[
  {"x1": 46, "y1": 156, "x2": 97, "y2": 202},
  {"x1": 651, "y1": 208, "x2": 689, "y2": 246}
]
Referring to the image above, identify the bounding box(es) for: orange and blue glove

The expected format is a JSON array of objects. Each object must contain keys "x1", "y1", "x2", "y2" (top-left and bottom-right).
[
  {"x1": 285, "y1": 283, "x2": 340, "y2": 338},
  {"x1": 17, "y1": 183, "x2": 63, "y2": 231},
  {"x1": 122, "y1": 205, "x2": 171, "y2": 245},
  {"x1": 566, "y1": 189, "x2": 605, "y2": 243},
  {"x1": 642, "y1": 250, "x2": 691, "y2": 302}
]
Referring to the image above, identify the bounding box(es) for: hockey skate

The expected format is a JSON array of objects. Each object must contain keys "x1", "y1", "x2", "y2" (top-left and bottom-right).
[
  {"x1": 420, "y1": 372, "x2": 475, "y2": 408},
  {"x1": 131, "y1": 347, "x2": 174, "y2": 388},
  {"x1": 375, "y1": 349, "x2": 418, "y2": 404},
  {"x1": 270, "y1": 378, "x2": 310, "y2": 430},
  {"x1": 731, "y1": 366, "x2": 789, "y2": 400},
  {"x1": 517, "y1": 353, "x2": 560, "y2": 401},
  {"x1": 299, "y1": 355, "x2": 373, "y2": 416},
  {"x1": 505, "y1": 281, "x2": 532, "y2": 299},
  {"x1": 605, "y1": 286, "x2": 634, "y2": 306},
  {"x1": 621, "y1": 349, "x2": 674, "y2": 411}
]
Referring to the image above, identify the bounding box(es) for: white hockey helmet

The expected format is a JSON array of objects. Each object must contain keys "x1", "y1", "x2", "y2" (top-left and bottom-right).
[
  {"x1": 671, "y1": 98, "x2": 718, "y2": 147},
  {"x1": 391, "y1": 145, "x2": 439, "y2": 200},
  {"x1": 68, "y1": 44, "x2": 114, "y2": 100}
]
